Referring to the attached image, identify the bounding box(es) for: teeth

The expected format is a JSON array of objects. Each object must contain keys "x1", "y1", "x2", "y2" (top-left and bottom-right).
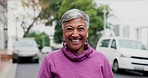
[
  {"x1": 71, "y1": 39, "x2": 80, "y2": 44},
  {"x1": 72, "y1": 40, "x2": 79, "y2": 42}
]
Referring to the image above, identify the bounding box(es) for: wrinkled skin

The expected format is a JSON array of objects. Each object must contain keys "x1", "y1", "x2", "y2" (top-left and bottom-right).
[{"x1": 62, "y1": 18, "x2": 89, "y2": 53}]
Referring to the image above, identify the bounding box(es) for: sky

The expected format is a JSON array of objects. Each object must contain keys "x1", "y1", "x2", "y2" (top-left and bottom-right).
[{"x1": 95, "y1": 0, "x2": 148, "y2": 27}]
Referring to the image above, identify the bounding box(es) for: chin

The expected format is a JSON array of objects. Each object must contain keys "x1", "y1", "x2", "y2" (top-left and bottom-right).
[{"x1": 71, "y1": 45, "x2": 83, "y2": 51}]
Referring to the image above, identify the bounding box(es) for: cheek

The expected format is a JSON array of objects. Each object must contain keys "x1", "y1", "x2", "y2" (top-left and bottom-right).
[
  {"x1": 81, "y1": 32, "x2": 88, "y2": 37},
  {"x1": 63, "y1": 32, "x2": 72, "y2": 39}
]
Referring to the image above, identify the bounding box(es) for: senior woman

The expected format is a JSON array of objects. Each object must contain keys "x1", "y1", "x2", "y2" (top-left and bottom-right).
[{"x1": 38, "y1": 9, "x2": 114, "y2": 78}]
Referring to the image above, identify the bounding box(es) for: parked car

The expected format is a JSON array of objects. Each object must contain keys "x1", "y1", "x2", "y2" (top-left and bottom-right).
[
  {"x1": 96, "y1": 37, "x2": 148, "y2": 74},
  {"x1": 41, "y1": 46, "x2": 52, "y2": 54},
  {"x1": 12, "y1": 38, "x2": 40, "y2": 63}
]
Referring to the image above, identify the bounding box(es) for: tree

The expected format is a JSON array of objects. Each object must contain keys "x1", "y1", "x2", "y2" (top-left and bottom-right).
[
  {"x1": 10, "y1": 0, "x2": 111, "y2": 48},
  {"x1": 39, "y1": 0, "x2": 111, "y2": 48},
  {"x1": 20, "y1": 0, "x2": 42, "y2": 37},
  {"x1": 9, "y1": 0, "x2": 42, "y2": 37},
  {"x1": 27, "y1": 32, "x2": 50, "y2": 49},
  {"x1": 38, "y1": 0, "x2": 111, "y2": 48}
]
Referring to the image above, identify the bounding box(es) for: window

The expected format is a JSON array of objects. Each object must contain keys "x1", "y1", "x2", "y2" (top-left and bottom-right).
[
  {"x1": 119, "y1": 39, "x2": 146, "y2": 50},
  {"x1": 15, "y1": 39, "x2": 37, "y2": 47},
  {"x1": 111, "y1": 39, "x2": 116, "y2": 49},
  {"x1": 100, "y1": 39, "x2": 110, "y2": 47}
]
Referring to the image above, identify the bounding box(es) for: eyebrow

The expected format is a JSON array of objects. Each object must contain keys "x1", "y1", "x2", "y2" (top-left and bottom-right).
[
  {"x1": 65, "y1": 25, "x2": 73, "y2": 28},
  {"x1": 77, "y1": 25, "x2": 87, "y2": 28}
]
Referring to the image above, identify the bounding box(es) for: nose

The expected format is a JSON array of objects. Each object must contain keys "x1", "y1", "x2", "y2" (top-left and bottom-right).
[{"x1": 72, "y1": 29, "x2": 79, "y2": 37}]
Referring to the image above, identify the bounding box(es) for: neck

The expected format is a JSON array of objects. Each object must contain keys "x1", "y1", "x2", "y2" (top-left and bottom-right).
[{"x1": 67, "y1": 46, "x2": 84, "y2": 54}]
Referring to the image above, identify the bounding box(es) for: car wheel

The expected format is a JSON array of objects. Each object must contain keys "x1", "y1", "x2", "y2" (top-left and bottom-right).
[
  {"x1": 113, "y1": 60, "x2": 119, "y2": 73},
  {"x1": 12, "y1": 59, "x2": 17, "y2": 63}
]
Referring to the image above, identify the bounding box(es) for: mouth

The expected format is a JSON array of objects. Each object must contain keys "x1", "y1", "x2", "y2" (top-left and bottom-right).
[
  {"x1": 72, "y1": 39, "x2": 80, "y2": 44},
  {"x1": 69, "y1": 38, "x2": 82, "y2": 45}
]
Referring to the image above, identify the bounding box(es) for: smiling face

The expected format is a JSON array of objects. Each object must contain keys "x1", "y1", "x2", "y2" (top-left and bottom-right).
[{"x1": 63, "y1": 18, "x2": 89, "y2": 53}]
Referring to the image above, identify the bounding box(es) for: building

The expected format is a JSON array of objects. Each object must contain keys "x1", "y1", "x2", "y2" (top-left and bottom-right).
[
  {"x1": 111, "y1": 24, "x2": 148, "y2": 49},
  {"x1": 137, "y1": 26, "x2": 148, "y2": 49},
  {"x1": 0, "y1": 0, "x2": 7, "y2": 49}
]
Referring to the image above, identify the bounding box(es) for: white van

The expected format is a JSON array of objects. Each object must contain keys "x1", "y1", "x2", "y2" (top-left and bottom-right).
[{"x1": 96, "y1": 37, "x2": 148, "y2": 74}]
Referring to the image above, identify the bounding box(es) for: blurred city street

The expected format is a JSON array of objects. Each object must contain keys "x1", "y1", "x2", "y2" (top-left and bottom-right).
[{"x1": 1, "y1": 0, "x2": 148, "y2": 78}]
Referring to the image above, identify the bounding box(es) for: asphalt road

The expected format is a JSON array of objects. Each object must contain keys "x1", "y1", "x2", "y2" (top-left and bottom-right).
[
  {"x1": 14, "y1": 53, "x2": 148, "y2": 78},
  {"x1": 15, "y1": 63, "x2": 40, "y2": 78},
  {"x1": 114, "y1": 70, "x2": 148, "y2": 78},
  {"x1": 15, "y1": 53, "x2": 44, "y2": 78}
]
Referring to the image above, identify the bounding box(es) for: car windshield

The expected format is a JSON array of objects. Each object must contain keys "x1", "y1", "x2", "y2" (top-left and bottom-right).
[
  {"x1": 119, "y1": 39, "x2": 146, "y2": 50},
  {"x1": 15, "y1": 40, "x2": 37, "y2": 47}
]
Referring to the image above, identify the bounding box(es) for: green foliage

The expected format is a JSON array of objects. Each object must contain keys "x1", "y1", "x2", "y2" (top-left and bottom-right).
[
  {"x1": 27, "y1": 32, "x2": 50, "y2": 48},
  {"x1": 38, "y1": 0, "x2": 111, "y2": 48}
]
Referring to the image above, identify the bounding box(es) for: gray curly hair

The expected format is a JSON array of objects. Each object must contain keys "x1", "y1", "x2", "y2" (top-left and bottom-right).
[{"x1": 61, "y1": 9, "x2": 89, "y2": 28}]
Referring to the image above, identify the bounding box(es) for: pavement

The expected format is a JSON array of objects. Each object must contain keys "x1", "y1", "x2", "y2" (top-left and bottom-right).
[
  {"x1": 0, "y1": 50, "x2": 17, "y2": 78},
  {"x1": 0, "y1": 60, "x2": 17, "y2": 78}
]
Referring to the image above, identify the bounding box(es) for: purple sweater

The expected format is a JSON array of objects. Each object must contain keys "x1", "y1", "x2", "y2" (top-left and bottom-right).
[{"x1": 38, "y1": 44, "x2": 114, "y2": 78}]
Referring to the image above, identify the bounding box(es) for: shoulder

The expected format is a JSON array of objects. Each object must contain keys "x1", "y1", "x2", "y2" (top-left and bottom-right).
[
  {"x1": 91, "y1": 49, "x2": 109, "y2": 61},
  {"x1": 92, "y1": 49, "x2": 106, "y2": 57},
  {"x1": 44, "y1": 49, "x2": 63, "y2": 61},
  {"x1": 46, "y1": 48, "x2": 62, "y2": 57},
  {"x1": 90, "y1": 49, "x2": 111, "y2": 66}
]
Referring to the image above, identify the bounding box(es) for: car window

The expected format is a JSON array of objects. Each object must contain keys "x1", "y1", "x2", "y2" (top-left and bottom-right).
[
  {"x1": 111, "y1": 39, "x2": 116, "y2": 49},
  {"x1": 15, "y1": 39, "x2": 37, "y2": 47},
  {"x1": 100, "y1": 39, "x2": 110, "y2": 47},
  {"x1": 119, "y1": 39, "x2": 146, "y2": 50}
]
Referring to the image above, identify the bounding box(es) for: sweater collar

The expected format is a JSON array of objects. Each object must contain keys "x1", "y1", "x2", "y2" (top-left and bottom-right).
[{"x1": 61, "y1": 43, "x2": 93, "y2": 62}]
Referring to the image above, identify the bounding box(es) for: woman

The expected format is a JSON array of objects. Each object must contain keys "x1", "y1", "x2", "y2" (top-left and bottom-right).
[{"x1": 38, "y1": 9, "x2": 114, "y2": 78}]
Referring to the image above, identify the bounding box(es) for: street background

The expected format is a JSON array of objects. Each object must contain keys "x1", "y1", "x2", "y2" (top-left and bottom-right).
[{"x1": 1, "y1": 0, "x2": 148, "y2": 78}]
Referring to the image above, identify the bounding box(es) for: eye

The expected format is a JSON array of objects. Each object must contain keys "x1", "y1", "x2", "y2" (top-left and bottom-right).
[
  {"x1": 78, "y1": 27, "x2": 85, "y2": 31},
  {"x1": 66, "y1": 27, "x2": 73, "y2": 31}
]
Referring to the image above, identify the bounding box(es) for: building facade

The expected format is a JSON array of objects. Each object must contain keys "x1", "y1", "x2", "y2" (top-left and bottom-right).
[
  {"x1": 113, "y1": 24, "x2": 148, "y2": 49},
  {"x1": 0, "y1": 0, "x2": 7, "y2": 49}
]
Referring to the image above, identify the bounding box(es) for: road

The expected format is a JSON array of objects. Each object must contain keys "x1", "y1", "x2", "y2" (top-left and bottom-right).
[
  {"x1": 114, "y1": 71, "x2": 148, "y2": 78},
  {"x1": 14, "y1": 53, "x2": 148, "y2": 78},
  {"x1": 15, "y1": 63, "x2": 39, "y2": 78},
  {"x1": 15, "y1": 53, "x2": 45, "y2": 78}
]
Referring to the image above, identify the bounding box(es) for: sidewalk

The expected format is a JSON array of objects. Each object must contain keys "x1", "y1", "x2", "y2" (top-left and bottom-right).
[
  {"x1": 0, "y1": 49, "x2": 14, "y2": 78},
  {"x1": 0, "y1": 60, "x2": 12, "y2": 78},
  {"x1": 0, "y1": 61, "x2": 8, "y2": 73}
]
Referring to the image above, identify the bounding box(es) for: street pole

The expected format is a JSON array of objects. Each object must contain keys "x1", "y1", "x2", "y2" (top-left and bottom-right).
[
  {"x1": 42, "y1": 36, "x2": 45, "y2": 47},
  {"x1": 15, "y1": 21, "x2": 18, "y2": 41},
  {"x1": 103, "y1": 5, "x2": 107, "y2": 37},
  {"x1": 147, "y1": 30, "x2": 148, "y2": 49}
]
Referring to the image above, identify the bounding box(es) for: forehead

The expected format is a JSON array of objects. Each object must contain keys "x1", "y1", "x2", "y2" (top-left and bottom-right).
[{"x1": 63, "y1": 18, "x2": 87, "y2": 27}]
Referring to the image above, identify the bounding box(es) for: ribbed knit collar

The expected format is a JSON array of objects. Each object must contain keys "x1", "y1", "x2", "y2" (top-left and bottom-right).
[{"x1": 61, "y1": 43, "x2": 93, "y2": 62}]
